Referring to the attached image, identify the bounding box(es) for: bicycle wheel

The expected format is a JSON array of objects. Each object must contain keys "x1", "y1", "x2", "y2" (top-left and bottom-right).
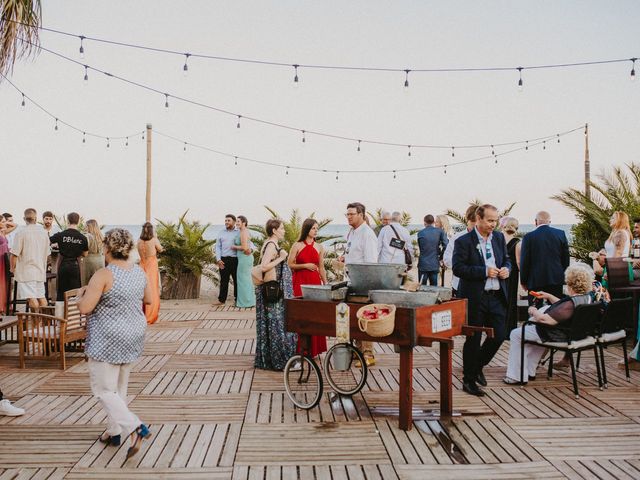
[
  {"x1": 323, "y1": 343, "x2": 368, "y2": 396},
  {"x1": 283, "y1": 354, "x2": 323, "y2": 409}
]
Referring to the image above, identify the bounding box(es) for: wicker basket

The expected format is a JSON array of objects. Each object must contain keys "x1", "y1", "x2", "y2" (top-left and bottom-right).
[{"x1": 356, "y1": 304, "x2": 396, "y2": 337}]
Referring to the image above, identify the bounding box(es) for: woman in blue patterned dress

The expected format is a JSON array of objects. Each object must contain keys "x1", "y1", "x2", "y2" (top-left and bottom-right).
[
  {"x1": 254, "y1": 219, "x2": 297, "y2": 370},
  {"x1": 77, "y1": 228, "x2": 153, "y2": 459}
]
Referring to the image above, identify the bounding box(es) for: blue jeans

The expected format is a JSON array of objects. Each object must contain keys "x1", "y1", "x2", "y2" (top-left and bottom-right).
[{"x1": 419, "y1": 270, "x2": 439, "y2": 286}]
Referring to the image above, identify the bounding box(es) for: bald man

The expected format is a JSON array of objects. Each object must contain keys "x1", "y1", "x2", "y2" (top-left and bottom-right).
[{"x1": 520, "y1": 211, "x2": 570, "y2": 305}]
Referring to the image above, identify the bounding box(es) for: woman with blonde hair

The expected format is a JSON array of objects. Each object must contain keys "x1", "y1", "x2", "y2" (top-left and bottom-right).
[
  {"x1": 435, "y1": 215, "x2": 453, "y2": 238},
  {"x1": 137, "y1": 223, "x2": 163, "y2": 324},
  {"x1": 77, "y1": 228, "x2": 152, "y2": 458},
  {"x1": 500, "y1": 216, "x2": 522, "y2": 330},
  {"x1": 605, "y1": 211, "x2": 632, "y2": 258},
  {"x1": 82, "y1": 219, "x2": 105, "y2": 286}
]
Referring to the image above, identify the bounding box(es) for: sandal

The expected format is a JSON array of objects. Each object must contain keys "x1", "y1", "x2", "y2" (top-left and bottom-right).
[{"x1": 126, "y1": 424, "x2": 151, "y2": 459}]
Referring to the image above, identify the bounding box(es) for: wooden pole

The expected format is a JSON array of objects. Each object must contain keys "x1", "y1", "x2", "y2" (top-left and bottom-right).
[
  {"x1": 146, "y1": 123, "x2": 152, "y2": 222},
  {"x1": 584, "y1": 123, "x2": 590, "y2": 200}
]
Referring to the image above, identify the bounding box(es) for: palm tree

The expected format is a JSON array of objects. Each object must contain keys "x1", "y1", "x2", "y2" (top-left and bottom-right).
[
  {"x1": 553, "y1": 162, "x2": 640, "y2": 261},
  {"x1": 249, "y1": 206, "x2": 343, "y2": 280},
  {"x1": 446, "y1": 199, "x2": 516, "y2": 232},
  {"x1": 1, "y1": 1, "x2": 41, "y2": 76}
]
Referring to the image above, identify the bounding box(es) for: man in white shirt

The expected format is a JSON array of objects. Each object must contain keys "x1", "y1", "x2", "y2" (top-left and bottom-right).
[
  {"x1": 443, "y1": 204, "x2": 478, "y2": 293},
  {"x1": 10, "y1": 208, "x2": 50, "y2": 311},
  {"x1": 378, "y1": 211, "x2": 412, "y2": 266},
  {"x1": 342, "y1": 202, "x2": 378, "y2": 366}
]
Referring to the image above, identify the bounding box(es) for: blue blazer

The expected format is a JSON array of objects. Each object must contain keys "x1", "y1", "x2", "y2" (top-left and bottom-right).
[
  {"x1": 452, "y1": 229, "x2": 511, "y2": 310},
  {"x1": 417, "y1": 226, "x2": 449, "y2": 271},
  {"x1": 519, "y1": 225, "x2": 570, "y2": 289}
]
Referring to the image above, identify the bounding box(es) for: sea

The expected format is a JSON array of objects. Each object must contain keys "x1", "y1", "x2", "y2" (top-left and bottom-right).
[{"x1": 105, "y1": 224, "x2": 574, "y2": 244}]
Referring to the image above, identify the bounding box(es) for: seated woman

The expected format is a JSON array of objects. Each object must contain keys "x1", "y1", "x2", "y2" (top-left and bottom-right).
[{"x1": 503, "y1": 263, "x2": 594, "y2": 385}]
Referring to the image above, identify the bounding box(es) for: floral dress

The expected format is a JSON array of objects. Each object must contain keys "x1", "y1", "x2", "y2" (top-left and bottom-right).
[{"x1": 254, "y1": 261, "x2": 297, "y2": 370}]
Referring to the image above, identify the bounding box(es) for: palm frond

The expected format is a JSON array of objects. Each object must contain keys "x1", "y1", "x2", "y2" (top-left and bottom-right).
[{"x1": 0, "y1": 0, "x2": 41, "y2": 76}]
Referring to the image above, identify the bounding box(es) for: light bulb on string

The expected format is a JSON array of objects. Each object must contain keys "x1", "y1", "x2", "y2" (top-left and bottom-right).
[
  {"x1": 83, "y1": 65, "x2": 89, "y2": 85},
  {"x1": 54, "y1": 118, "x2": 58, "y2": 131},
  {"x1": 444, "y1": 165, "x2": 447, "y2": 175},
  {"x1": 234, "y1": 156, "x2": 238, "y2": 166},
  {"x1": 631, "y1": 58, "x2": 637, "y2": 81},
  {"x1": 125, "y1": 137, "x2": 129, "y2": 147},
  {"x1": 517, "y1": 67, "x2": 523, "y2": 91},
  {"x1": 82, "y1": 132, "x2": 86, "y2": 144},
  {"x1": 403, "y1": 69, "x2": 410, "y2": 91},
  {"x1": 236, "y1": 115, "x2": 241, "y2": 129},
  {"x1": 106, "y1": 137, "x2": 110, "y2": 148},
  {"x1": 286, "y1": 166, "x2": 289, "y2": 176},
  {"x1": 21, "y1": 93, "x2": 25, "y2": 107},
  {"x1": 407, "y1": 145, "x2": 411, "y2": 157},
  {"x1": 491, "y1": 144, "x2": 495, "y2": 156},
  {"x1": 79, "y1": 36, "x2": 85, "y2": 59},
  {"x1": 183, "y1": 54, "x2": 190, "y2": 76},
  {"x1": 543, "y1": 140, "x2": 546, "y2": 150},
  {"x1": 393, "y1": 170, "x2": 397, "y2": 180},
  {"x1": 301, "y1": 130, "x2": 306, "y2": 143},
  {"x1": 336, "y1": 171, "x2": 340, "y2": 181},
  {"x1": 183, "y1": 142, "x2": 187, "y2": 152},
  {"x1": 494, "y1": 157, "x2": 498, "y2": 165},
  {"x1": 525, "y1": 140, "x2": 529, "y2": 151},
  {"x1": 557, "y1": 134, "x2": 560, "y2": 144},
  {"x1": 451, "y1": 147, "x2": 455, "y2": 158},
  {"x1": 142, "y1": 131, "x2": 145, "y2": 140},
  {"x1": 293, "y1": 64, "x2": 299, "y2": 86},
  {"x1": 357, "y1": 140, "x2": 361, "y2": 152},
  {"x1": 164, "y1": 93, "x2": 169, "y2": 109}
]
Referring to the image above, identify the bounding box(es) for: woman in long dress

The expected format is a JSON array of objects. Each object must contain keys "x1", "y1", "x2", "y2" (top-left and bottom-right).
[
  {"x1": 76, "y1": 228, "x2": 152, "y2": 458},
  {"x1": 500, "y1": 216, "x2": 522, "y2": 331},
  {"x1": 605, "y1": 211, "x2": 632, "y2": 258},
  {"x1": 288, "y1": 218, "x2": 327, "y2": 358},
  {"x1": 254, "y1": 219, "x2": 297, "y2": 371},
  {"x1": 0, "y1": 216, "x2": 16, "y2": 313},
  {"x1": 232, "y1": 216, "x2": 256, "y2": 308},
  {"x1": 82, "y1": 219, "x2": 105, "y2": 286},
  {"x1": 137, "y1": 222, "x2": 163, "y2": 325}
]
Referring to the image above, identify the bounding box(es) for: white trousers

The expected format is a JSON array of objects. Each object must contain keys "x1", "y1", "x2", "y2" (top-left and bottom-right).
[
  {"x1": 88, "y1": 358, "x2": 140, "y2": 437},
  {"x1": 506, "y1": 325, "x2": 547, "y2": 381}
]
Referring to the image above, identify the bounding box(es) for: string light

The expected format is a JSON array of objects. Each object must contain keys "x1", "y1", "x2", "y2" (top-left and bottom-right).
[
  {"x1": 54, "y1": 118, "x2": 58, "y2": 131},
  {"x1": 407, "y1": 145, "x2": 411, "y2": 157},
  {"x1": 444, "y1": 165, "x2": 447, "y2": 174},
  {"x1": 183, "y1": 54, "x2": 190, "y2": 76},
  {"x1": 142, "y1": 131, "x2": 145, "y2": 140},
  {"x1": 234, "y1": 156, "x2": 238, "y2": 166},
  {"x1": 164, "y1": 93, "x2": 169, "y2": 109},
  {"x1": 106, "y1": 137, "x2": 110, "y2": 148},
  {"x1": 286, "y1": 166, "x2": 289, "y2": 175},
  {"x1": 517, "y1": 67, "x2": 523, "y2": 91},
  {"x1": 631, "y1": 58, "x2": 637, "y2": 81},
  {"x1": 301, "y1": 130, "x2": 306, "y2": 143},
  {"x1": 357, "y1": 140, "x2": 361, "y2": 152},
  {"x1": 557, "y1": 134, "x2": 560, "y2": 143},
  {"x1": 183, "y1": 142, "x2": 187, "y2": 152},
  {"x1": 404, "y1": 69, "x2": 410, "y2": 90},
  {"x1": 82, "y1": 132, "x2": 86, "y2": 144},
  {"x1": 125, "y1": 136, "x2": 129, "y2": 147},
  {"x1": 393, "y1": 170, "x2": 397, "y2": 179},
  {"x1": 83, "y1": 65, "x2": 89, "y2": 85},
  {"x1": 543, "y1": 140, "x2": 546, "y2": 150},
  {"x1": 236, "y1": 115, "x2": 241, "y2": 129},
  {"x1": 293, "y1": 64, "x2": 299, "y2": 85},
  {"x1": 78, "y1": 35, "x2": 85, "y2": 59},
  {"x1": 451, "y1": 147, "x2": 455, "y2": 158},
  {"x1": 525, "y1": 140, "x2": 529, "y2": 151},
  {"x1": 491, "y1": 144, "x2": 495, "y2": 156},
  {"x1": 336, "y1": 171, "x2": 339, "y2": 181},
  {"x1": 21, "y1": 93, "x2": 25, "y2": 107}
]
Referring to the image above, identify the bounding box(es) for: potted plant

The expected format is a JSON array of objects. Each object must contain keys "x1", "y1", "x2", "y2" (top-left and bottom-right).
[{"x1": 157, "y1": 211, "x2": 217, "y2": 299}]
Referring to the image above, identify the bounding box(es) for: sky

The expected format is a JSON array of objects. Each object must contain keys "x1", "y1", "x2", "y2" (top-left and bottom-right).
[{"x1": 1, "y1": 1, "x2": 639, "y2": 226}]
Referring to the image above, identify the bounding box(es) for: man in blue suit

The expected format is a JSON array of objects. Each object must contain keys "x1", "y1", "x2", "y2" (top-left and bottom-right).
[
  {"x1": 453, "y1": 204, "x2": 511, "y2": 396},
  {"x1": 417, "y1": 214, "x2": 449, "y2": 286},
  {"x1": 520, "y1": 211, "x2": 570, "y2": 305}
]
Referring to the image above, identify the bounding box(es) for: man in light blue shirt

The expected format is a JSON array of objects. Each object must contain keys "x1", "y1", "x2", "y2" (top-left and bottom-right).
[{"x1": 214, "y1": 214, "x2": 239, "y2": 305}]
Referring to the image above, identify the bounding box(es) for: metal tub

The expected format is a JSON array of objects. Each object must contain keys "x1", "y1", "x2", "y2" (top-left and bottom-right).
[
  {"x1": 418, "y1": 286, "x2": 453, "y2": 302},
  {"x1": 346, "y1": 263, "x2": 406, "y2": 294},
  {"x1": 369, "y1": 289, "x2": 439, "y2": 307},
  {"x1": 301, "y1": 285, "x2": 348, "y2": 301}
]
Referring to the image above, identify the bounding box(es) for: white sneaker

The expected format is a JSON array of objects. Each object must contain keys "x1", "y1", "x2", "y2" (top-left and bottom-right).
[{"x1": 0, "y1": 399, "x2": 25, "y2": 416}]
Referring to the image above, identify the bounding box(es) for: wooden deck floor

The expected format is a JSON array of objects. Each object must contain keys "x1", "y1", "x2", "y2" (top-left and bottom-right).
[{"x1": 1, "y1": 301, "x2": 640, "y2": 479}]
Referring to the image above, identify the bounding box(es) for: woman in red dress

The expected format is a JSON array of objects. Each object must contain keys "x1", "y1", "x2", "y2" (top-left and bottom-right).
[{"x1": 288, "y1": 218, "x2": 328, "y2": 357}]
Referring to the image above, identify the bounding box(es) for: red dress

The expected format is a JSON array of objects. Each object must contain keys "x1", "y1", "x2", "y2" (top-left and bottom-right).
[{"x1": 292, "y1": 241, "x2": 327, "y2": 357}]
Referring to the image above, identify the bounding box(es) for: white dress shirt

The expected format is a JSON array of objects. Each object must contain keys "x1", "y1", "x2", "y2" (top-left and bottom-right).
[
  {"x1": 377, "y1": 222, "x2": 412, "y2": 264},
  {"x1": 443, "y1": 228, "x2": 468, "y2": 290},
  {"x1": 345, "y1": 223, "x2": 378, "y2": 264}
]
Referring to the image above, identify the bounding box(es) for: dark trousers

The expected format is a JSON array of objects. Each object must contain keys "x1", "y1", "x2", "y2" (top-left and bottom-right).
[
  {"x1": 527, "y1": 284, "x2": 564, "y2": 306},
  {"x1": 218, "y1": 256, "x2": 238, "y2": 303},
  {"x1": 462, "y1": 291, "x2": 507, "y2": 382},
  {"x1": 57, "y1": 259, "x2": 81, "y2": 301},
  {"x1": 419, "y1": 270, "x2": 439, "y2": 286}
]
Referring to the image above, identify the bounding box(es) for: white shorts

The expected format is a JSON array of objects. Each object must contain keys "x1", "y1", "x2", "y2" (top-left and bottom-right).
[{"x1": 17, "y1": 281, "x2": 46, "y2": 300}]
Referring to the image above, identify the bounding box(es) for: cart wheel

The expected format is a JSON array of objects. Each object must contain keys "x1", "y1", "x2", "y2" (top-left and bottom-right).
[
  {"x1": 323, "y1": 343, "x2": 368, "y2": 396},
  {"x1": 284, "y1": 354, "x2": 323, "y2": 409}
]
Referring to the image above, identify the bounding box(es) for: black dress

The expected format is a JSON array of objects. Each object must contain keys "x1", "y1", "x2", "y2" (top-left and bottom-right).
[{"x1": 506, "y1": 237, "x2": 521, "y2": 331}]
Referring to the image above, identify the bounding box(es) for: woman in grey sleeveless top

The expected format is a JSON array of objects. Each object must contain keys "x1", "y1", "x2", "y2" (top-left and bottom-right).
[{"x1": 77, "y1": 228, "x2": 152, "y2": 459}]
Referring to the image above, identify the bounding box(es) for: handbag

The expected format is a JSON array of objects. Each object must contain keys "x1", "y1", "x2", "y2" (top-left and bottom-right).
[
  {"x1": 251, "y1": 241, "x2": 279, "y2": 287},
  {"x1": 262, "y1": 261, "x2": 284, "y2": 303},
  {"x1": 389, "y1": 225, "x2": 413, "y2": 269}
]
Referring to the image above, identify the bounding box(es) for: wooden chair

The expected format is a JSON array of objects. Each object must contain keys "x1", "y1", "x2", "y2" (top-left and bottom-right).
[{"x1": 16, "y1": 289, "x2": 87, "y2": 369}]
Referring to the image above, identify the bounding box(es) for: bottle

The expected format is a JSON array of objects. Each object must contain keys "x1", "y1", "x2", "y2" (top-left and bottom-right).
[{"x1": 634, "y1": 237, "x2": 640, "y2": 259}]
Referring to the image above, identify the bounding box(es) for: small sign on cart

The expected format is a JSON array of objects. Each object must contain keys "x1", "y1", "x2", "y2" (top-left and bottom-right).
[
  {"x1": 335, "y1": 303, "x2": 350, "y2": 343},
  {"x1": 432, "y1": 310, "x2": 452, "y2": 333}
]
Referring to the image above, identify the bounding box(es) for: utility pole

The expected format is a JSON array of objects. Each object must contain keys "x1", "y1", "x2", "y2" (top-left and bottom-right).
[
  {"x1": 584, "y1": 123, "x2": 590, "y2": 200},
  {"x1": 146, "y1": 123, "x2": 152, "y2": 222}
]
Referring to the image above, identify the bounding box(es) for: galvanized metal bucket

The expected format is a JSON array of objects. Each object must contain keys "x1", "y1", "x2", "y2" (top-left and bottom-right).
[
  {"x1": 332, "y1": 344, "x2": 352, "y2": 371},
  {"x1": 345, "y1": 263, "x2": 406, "y2": 294}
]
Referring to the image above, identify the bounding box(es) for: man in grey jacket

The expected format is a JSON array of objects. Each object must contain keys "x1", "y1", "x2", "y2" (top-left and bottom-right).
[{"x1": 417, "y1": 214, "x2": 448, "y2": 285}]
